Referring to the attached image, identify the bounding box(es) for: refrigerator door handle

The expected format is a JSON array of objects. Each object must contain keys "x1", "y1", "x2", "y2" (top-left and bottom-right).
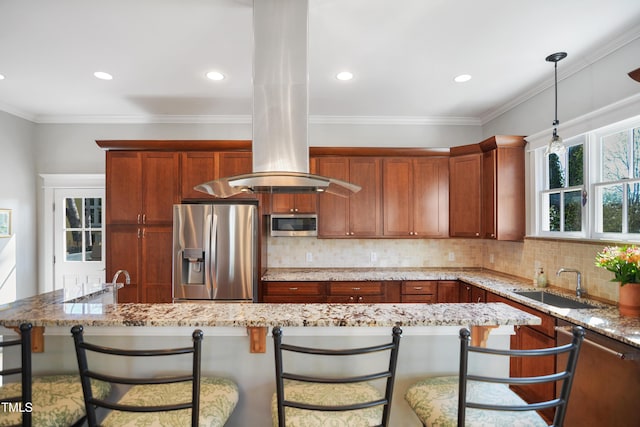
[
  {"x1": 203, "y1": 211, "x2": 213, "y2": 299},
  {"x1": 209, "y1": 212, "x2": 218, "y2": 299}
]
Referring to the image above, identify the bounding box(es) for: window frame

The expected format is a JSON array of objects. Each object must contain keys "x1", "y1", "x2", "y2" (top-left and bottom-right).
[{"x1": 533, "y1": 115, "x2": 640, "y2": 243}]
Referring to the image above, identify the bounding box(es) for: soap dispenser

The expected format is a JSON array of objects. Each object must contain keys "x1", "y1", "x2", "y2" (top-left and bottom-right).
[{"x1": 537, "y1": 268, "x2": 548, "y2": 288}]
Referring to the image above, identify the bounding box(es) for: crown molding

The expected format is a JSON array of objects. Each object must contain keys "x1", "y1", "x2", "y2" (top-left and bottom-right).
[{"x1": 480, "y1": 23, "x2": 640, "y2": 125}]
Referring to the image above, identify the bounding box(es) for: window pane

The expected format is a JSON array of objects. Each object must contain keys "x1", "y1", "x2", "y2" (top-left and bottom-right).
[
  {"x1": 86, "y1": 231, "x2": 102, "y2": 261},
  {"x1": 544, "y1": 193, "x2": 561, "y2": 231},
  {"x1": 601, "y1": 130, "x2": 629, "y2": 181},
  {"x1": 65, "y1": 230, "x2": 83, "y2": 261},
  {"x1": 564, "y1": 190, "x2": 582, "y2": 232},
  {"x1": 628, "y1": 183, "x2": 640, "y2": 233},
  {"x1": 85, "y1": 198, "x2": 102, "y2": 228},
  {"x1": 602, "y1": 185, "x2": 623, "y2": 233},
  {"x1": 65, "y1": 198, "x2": 83, "y2": 228},
  {"x1": 568, "y1": 144, "x2": 583, "y2": 186},
  {"x1": 548, "y1": 154, "x2": 564, "y2": 189}
]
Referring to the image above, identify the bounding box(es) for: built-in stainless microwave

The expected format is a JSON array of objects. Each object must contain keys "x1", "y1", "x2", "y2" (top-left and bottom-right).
[{"x1": 270, "y1": 214, "x2": 317, "y2": 237}]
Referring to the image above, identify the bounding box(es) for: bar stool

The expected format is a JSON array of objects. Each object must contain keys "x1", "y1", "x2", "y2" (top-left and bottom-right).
[
  {"x1": 271, "y1": 325, "x2": 402, "y2": 427},
  {"x1": 405, "y1": 326, "x2": 585, "y2": 427},
  {"x1": 0, "y1": 323, "x2": 110, "y2": 427},
  {"x1": 70, "y1": 325, "x2": 239, "y2": 427}
]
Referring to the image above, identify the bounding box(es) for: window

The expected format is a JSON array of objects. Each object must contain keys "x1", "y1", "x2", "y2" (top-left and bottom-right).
[
  {"x1": 63, "y1": 197, "x2": 103, "y2": 262},
  {"x1": 540, "y1": 136, "x2": 586, "y2": 236},
  {"x1": 535, "y1": 116, "x2": 640, "y2": 242},
  {"x1": 593, "y1": 124, "x2": 640, "y2": 239}
]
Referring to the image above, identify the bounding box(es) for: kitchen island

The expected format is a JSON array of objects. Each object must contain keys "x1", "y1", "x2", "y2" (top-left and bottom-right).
[{"x1": 0, "y1": 286, "x2": 540, "y2": 426}]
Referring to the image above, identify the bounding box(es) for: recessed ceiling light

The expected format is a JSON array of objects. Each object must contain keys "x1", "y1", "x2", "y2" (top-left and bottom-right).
[
  {"x1": 94, "y1": 71, "x2": 113, "y2": 80},
  {"x1": 0, "y1": 73, "x2": 5, "y2": 80},
  {"x1": 206, "y1": 71, "x2": 225, "y2": 81},
  {"x1": 336, "y1": 71, "x2": 354, "y2": 81},
  {"x1": 454, "y1": 74, "x2": 472, "y2": 83}
]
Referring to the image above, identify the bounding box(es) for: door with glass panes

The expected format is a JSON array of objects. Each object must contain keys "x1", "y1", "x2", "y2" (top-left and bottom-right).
[{"x1": 54, "y1": 189, "x2": 105, "y2": 292}]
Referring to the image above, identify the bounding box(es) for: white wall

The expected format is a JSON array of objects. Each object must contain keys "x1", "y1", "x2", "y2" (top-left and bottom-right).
[{"x1": 0, "y1": 111, "x2": 36, "y2": 300}]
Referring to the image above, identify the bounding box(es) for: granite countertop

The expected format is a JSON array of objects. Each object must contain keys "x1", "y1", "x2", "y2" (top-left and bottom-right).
[
  {"x1": 0, "y1": 286, "x2": 539, "y2": 330},
  {"x1": 262, "y1": 268, "x2": 640, "y2": 348}
]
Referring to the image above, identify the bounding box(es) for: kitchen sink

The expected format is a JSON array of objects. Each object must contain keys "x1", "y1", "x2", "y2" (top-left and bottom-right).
[{"x1": 513, "y1": 291, "x2": 597, "y2": 309}]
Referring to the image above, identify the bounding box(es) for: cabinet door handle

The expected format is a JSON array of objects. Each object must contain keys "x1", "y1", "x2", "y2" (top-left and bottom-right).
[
  {"x1": 349, "y1": 296, "x2": 355, "y2": 302},
  {"x1": 137, "y1": 214, "x2": 141, "y2": 224},
  {"x1": 137, "y1": 228, "x2": 141, "y2": 238},
  {"x1": 142, "y1": 214, "x2": 146, "y2": 224},
  {"x1": 357, "y1": 296, "x2": 363, "y2": 302},
  {"x1": 476, "y1": 297, "x2": 482, "y2": 303}
]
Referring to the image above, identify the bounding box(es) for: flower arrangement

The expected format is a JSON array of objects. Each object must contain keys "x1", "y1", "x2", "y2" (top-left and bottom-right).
[{"x1": 595, "y1": 245, "x2": 640, "y2": 285}]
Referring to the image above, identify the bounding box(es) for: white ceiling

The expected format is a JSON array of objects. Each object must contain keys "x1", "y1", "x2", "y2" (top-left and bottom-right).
[{"x1": 1, "y1": 0, "x2": 639, "y2": 124}]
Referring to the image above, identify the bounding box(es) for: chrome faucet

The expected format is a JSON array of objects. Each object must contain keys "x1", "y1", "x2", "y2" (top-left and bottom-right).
[
  {"x1": 557, "y1": 268, "x2": 583, "y2": 298},
  {"x1": 112, "y1": 269, "x2": 131, "y2": 285}
]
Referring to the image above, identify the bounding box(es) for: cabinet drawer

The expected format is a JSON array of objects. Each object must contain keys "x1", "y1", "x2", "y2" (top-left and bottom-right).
[
  {"x1": 402, "y1": 281, "x2": 437, "y2": 295},
  {"x1": 327, "y1": 295, "x2": 386, "y2": 303},
  {"x1": 401, "y1": 294, "x2": 436, "y2": 303},
  {"x1": 264, "y1": 282, "x2": 324, "y2": 296},
  {"x1": 328, "y1": 282, "x2": 383, "y2": 296}
]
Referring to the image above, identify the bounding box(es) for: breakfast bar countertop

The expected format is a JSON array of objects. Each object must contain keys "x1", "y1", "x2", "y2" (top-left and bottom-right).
[{"x1": 262, "y1": 268, "x2": 640, "y2": 348}]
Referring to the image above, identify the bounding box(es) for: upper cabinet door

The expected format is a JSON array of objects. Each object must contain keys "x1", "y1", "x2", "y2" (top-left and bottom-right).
[
  {"x1": 317, "y1": 157, "x2": 349, "y2": 237},
  {"x1": 141, "y1": 152, "x2": 179, "y2": 224},
  {"x1": 180, "y1": 152, "x2": 217, "y2": 200},
  {"x1": 413, "y1": 157, "x2": 449, "y2": 238},
  {"x1": 348, "y1": 157, "x2": 382, "y2": 237},
  {"x1": 383, "y1": 158, "x2": 413, "y2": 236},
  {"x1": 449, "y1": 153, "x2": 482, "y2": 237},
  {"x1": 106, "y1": 151, "x2": 142, "y2": 225}
]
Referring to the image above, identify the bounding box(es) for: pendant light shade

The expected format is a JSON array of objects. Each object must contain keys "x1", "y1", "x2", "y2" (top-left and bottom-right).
[{"x1": 544, "y1": 52, "x2": 567, "y2": 156}]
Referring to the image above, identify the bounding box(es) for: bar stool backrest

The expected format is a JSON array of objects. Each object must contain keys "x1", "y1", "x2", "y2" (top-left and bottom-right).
[
  {"x1": 273, "y1": 325, "x2": 402, "y2": 427},
  {"x1": 71, "y1": 324, "x2": 204, "y2": 427},
  {"x1": 0, "y1": 323, "x2": 32, "y2": 427},
  {"x1": 458, "y1": 326, "x2": 585, "y2": 427}
]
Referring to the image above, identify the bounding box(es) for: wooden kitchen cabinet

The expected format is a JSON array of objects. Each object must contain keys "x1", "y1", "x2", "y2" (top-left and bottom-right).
[
  {"x1": 459, "y1": 283, "x2": 486, "y2": 303},
  {"x1": 180, "y1": 150, "x2": 255, "y2": 200},
  {"x1": 449, "y1": 136, "x2": 525, "y2": 240},
  {"x1": 262, "y1": 281, "x2": 326, "y2": 303},
  {"x1": 480, "y1": 136, "x2": 526, "y2": 241},
  {"x1": 401, "y1": 281, "x2": 437, "y2": 303},
  {"x1": 180, "y1": 152, "x2": 217, "y2": 200},
  {"x1": 106, "y1": 151, "x2": 179, "y2": 225},
  {"x1": 326, "y1": 281, "x2": 385, "y2": 303},
  {"x1": 383, "y1": 157, "x2": 449, "y2": 238},
  {"x1": 437, "y1": 280, "x2": 460, "y2": 302},
  {"x1": 449, "y1": 150, "x2": 482, "y2": 237},
  {"x1": 106, "y1": 225, "x2": 173, "y2": 303},
  {"x1": 317, "y1": 157, "x2": 382, "y2": 237}
]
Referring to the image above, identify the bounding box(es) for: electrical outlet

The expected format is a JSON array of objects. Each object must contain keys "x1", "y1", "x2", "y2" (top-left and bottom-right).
[
  {"x1": 306, "y1": 252, "x2": 313, "y2": 263},
  {"x1": 448, "y1": 252, "x2": 455, "y2": 261},
  {"x1": 489, "y1": 253, "x2": 495, "y2": 264},
  {"x1": 371, "y1": 252, "x2": 377, "y2": 263}
]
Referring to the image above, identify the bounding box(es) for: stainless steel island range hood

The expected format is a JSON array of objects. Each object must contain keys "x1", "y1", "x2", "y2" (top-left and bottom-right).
[{"x1": 195, "y1": 0, "x2": 360, "y2": 198}]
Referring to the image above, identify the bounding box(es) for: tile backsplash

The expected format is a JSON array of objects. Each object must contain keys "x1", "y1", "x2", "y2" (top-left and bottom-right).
[{"x1": 267, "y1": 236, "x2": 620, "y2": 304}]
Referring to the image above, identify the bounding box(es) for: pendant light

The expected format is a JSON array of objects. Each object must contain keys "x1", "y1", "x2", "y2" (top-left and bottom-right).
[{"x1": 544, "y1": 52, "x2": 567, "y2": 156}]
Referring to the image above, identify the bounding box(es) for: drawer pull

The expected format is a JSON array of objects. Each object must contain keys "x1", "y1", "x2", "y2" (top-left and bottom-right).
[
  {"x1": 413, "y1": 287, "x2": 423, "y2": 290},
  {"x1": 289, "y1": 287, "x2": 299, "y2": 291},
  {"x1": 352, "y1": 287, "x2": 361, "y2": 291}
]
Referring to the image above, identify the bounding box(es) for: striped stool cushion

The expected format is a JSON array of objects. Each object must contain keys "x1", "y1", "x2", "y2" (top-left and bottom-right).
[
  {"x1": 405, "y1": 375, "x2": 548, "y2": 427},
  {"x1": 271, "y1": 380, "x2": 384, "y2": 427},
  {"x1": 100, "y1": 377, "x2": 239, "y2": 427},
  {"x1": 0, "y1": 374, "x2": 110, "y2": 427}
]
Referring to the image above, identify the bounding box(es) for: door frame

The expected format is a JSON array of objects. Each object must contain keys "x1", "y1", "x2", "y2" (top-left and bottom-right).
[{"x1": 40, "y1": 174, "x2": 105, "y2": 294}]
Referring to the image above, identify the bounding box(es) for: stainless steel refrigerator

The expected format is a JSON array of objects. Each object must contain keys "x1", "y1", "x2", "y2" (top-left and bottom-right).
[{"x1": 172, "y1": 203, "x2": 258, "y2": 302}]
